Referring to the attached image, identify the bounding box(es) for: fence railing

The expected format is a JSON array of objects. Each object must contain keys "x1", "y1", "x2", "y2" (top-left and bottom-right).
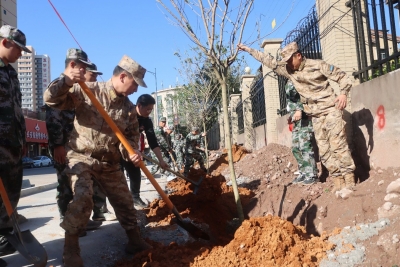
[
  {"x1": 206, "y1": 121, "x2": 220, "y2": 150},
  {"x1": 250, "y1": 70, "x2": 266, "y2": 127},
  {"x1": 277, "y1": 5, "x2": 322, "y2": 116},
  {"x1": 349, "y1": 0, "x2": 400, "y2": 82}
]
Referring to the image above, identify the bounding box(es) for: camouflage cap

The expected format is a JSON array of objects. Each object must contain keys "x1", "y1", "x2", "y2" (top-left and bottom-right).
[
  {"x1": 66, "y1": 48, "x2": 90, "y2": 65},
  {"x1": 86, "y1": 63, "x2": 103, "y2": 75},
  {"x1": 191, "y1": 126, "x2": 199, "y2": 132},
  {"x1": 160, "y1": 117, "x2": 167, "y2": 122},
  {"x1": 118, "y1": 55, "x2": 147, "y2": 88},
  {"x1": 280, "y1": 42, "x2": 299, "y2": 63},
  {"x1": 0, "y1": 25, "x2": 31, "y2": 53}
]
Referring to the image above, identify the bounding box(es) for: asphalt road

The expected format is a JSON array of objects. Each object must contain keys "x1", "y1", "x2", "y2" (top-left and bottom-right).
[{"x1": 23, "y1": 165, "x2": 56, "y2": 188}]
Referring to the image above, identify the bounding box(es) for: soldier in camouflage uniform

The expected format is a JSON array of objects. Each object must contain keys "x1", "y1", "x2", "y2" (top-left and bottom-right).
[
  {"x1": 44, "y1": 54, "x2": 151, "y2": 266},
  {"x1": 184, "y1": 127, "x2": 207, "y2": 177},
  {"x1": 285, "y1": 81, "x2": 318, "y2": 185},
  {"x1": 0, "y1": 25, "x2": 31, "y2": 266},
  {"x1": 46, "y1": 57, "x2": 115, "y2": 236},
  {"x1": 173, "y1": 133, "x2": 185, "y2": 171},
  {"x1": 150, "y1": 117, "x2": 172, "y2": 176},
  {"x1": 238, "y1": 42, "x2": 355, "y2": 193}
]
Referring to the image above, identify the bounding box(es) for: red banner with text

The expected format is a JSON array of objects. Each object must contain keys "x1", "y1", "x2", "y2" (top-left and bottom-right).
[{"x1": 25, "y1": 118, "x2": 48, "y2": 143}]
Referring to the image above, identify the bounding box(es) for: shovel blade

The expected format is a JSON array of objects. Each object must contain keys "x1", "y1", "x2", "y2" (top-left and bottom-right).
[{"x1": 4, "y1": 230, "x2": 47, "y2": 267}]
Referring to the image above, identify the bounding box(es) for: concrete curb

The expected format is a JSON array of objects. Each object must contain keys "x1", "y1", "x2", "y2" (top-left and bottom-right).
[{"x1": 20, "y1": 182, "x2": 57, "y2": 198}]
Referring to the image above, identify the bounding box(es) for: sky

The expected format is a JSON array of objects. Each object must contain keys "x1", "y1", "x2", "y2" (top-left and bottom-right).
[{"x1": 18, "y1": 0, "x2": 316, "y2": 104}]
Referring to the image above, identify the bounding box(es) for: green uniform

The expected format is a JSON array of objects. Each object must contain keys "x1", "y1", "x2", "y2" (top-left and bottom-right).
[
  {"x1": 286, "y1": 81, "x2": 318, "y2": 181},
  {"x1": 184, "y1": 132, "x2": 206, "y2": 176},
  {"x1": 150, "y1": 126, "x2": 171, "y2": 175}
]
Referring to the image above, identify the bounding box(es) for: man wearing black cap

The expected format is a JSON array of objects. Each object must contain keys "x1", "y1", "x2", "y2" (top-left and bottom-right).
[
  {"x1": 85, "y1": 63, "x2": 103, "y2": 82},
  {"x1": 0, "y1": 25, "x2": 31, "y2": 267}
]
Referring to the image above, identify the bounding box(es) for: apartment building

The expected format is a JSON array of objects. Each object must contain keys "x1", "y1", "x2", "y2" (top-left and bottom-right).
[
  {"x1": 17, "y1": 47, "x2": 51, "y2": 111},
  {"x1": 0, "y1": 0, "x2": 17, "y2": 27},
  {"x1": 151, "y1": 86, "x2": 181, "y2": 127}
]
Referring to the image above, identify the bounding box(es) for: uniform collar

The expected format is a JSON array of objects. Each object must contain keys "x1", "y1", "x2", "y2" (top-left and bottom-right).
[
  {"x1": 298, "y1": 57, "x2": 307, "y2": 71},
  {"x1": 107, "y1": 80, "x2": 120, "y2": 102},
  {"x1": 0, "y1": 58, "x2": 7, "y2": 68}
]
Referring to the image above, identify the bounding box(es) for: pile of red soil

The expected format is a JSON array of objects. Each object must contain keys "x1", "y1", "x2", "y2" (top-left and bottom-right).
[
  {"x1": 114, "y1": 144, "x2": 335, "y2": 267},
  {"x1": 116, "y1": 216, "x2": 333, "y2": 267}
]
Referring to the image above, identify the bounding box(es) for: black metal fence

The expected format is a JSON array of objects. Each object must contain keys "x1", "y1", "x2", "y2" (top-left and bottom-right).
[
  {"x1": 250, "y1": 69, "x2": 266, "y2": 127},
  {"x1": 277, "y1": 5, "x2": 322, "y2": 116},
  {"x1": 349, "y1": 0, "x2": 400, "y2": 82},
  {"x1": 236, "y1": 101, "x2": 244, "y2": 134}
]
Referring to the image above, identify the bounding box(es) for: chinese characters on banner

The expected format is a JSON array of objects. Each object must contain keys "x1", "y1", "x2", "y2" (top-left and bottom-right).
[{"x1": 25, "y1": 118, "x2": 48, "y2": 143}]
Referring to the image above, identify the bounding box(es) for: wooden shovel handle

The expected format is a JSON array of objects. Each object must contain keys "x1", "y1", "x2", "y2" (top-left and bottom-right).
[
  {"x1": 0, "y1": 178, "x2": 14, "y2": 217},
  {"x1": 77, "y1": 82, "x2": 175, "y2": 210}
]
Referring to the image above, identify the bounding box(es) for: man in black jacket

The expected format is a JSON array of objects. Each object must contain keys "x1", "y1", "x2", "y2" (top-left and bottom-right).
[{"x1": 121, "y1": 94, "x2": 168, "y2": 208}]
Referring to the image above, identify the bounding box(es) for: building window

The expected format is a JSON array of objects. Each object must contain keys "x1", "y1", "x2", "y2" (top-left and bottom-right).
[{"x1": 3, "y1": 10, "x2": 6, "y2": 15}]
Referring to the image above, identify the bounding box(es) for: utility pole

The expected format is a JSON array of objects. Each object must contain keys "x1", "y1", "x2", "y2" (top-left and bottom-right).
[{"x1": 147, "y1": 68, "x2": 158, "y2": 125}]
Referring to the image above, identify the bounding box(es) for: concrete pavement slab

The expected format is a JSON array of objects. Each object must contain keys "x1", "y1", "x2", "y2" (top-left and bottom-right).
[{"x1": 4, "y1": 169, "x2": 171, "y2": 267}]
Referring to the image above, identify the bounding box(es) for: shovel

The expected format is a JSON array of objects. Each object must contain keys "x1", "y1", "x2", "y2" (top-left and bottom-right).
[
  {"x1": 78, "y1": 82, "x2": 209, "y2": 240},
  {"x1": 0, "y1": 178, "x2": 47, "y2": 267},
  {"x1": 142, "y1": 154, "x2": 204, "y2": 194}
]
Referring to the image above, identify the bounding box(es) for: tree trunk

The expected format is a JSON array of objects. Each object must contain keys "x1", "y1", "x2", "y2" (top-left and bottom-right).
[
  {"x1": 220, "y1": 73, "x2": 244, "y2": 222},
  {"x1": 202, "y1": 120, "x2": 210, "y2": 173}
]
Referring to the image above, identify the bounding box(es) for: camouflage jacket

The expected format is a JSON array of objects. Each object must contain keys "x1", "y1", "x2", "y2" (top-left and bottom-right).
[
  {"x1": 0, "y1": 58, "x2": 26, "y2": 149},
  {"x1": 45, "y1": 77, "x2": 75, "y2": 154},
  {"x1": 173, "y1": 137, "x2": 185, "y2": 152},
  {"x1": 154, "y1": 126, "x2": 171, "y2": 152},
  {"x1": 248, "y1": 49, "x2": 352, "y2": 116},
  {"x1": 285, "y1": 81, "x2": 304, "y2": 118},
  {"x1": 185, "y1": 132, "x2": 204, "y2": 154},
  {"x1": 44, "y1": 78, "x2": 139, "y2": 164}
]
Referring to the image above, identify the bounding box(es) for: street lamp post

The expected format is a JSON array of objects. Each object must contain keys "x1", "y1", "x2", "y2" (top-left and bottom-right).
[{"x1": 147, "y1": 68, "x2": 158, "y2": 125}]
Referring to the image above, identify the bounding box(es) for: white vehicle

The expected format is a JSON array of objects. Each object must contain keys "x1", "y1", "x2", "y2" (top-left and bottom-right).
[{"x1": 32, "y1": 156, "x2": 52, "y2": 168}]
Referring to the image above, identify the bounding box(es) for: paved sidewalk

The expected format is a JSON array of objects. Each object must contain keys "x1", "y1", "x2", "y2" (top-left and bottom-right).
[{"x1": 5, "y1": 165, "x2": 170, "y2": 267}]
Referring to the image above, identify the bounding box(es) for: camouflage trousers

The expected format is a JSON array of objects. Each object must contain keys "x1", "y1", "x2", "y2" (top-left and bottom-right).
[
  {"x1": 184, "y1": 153, "x2": 205, "y2": 175},
  {"x1": 292, "y1": 119, "x2": 318, "y2": 179},
  {"x1": 150, "y1": 150, "x2": 171, "y2": 175},
  {"x1": 312, "y1": 109, "x2": 355, "y2": 177},
  {"x1": 0, "y1": 146, "x2": 23, "y2": 228},
  {"x1": 60, "y1": 151, "x2": 137, "y2": 235},
  {"x1": 174, "y1": 147, "x2": 184, "y2": 170},
  {"x1": 54, "y1": 162, "x2": 107, "y2": 218}
]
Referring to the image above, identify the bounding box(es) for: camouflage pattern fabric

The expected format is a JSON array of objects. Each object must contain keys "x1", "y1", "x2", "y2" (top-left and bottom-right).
[
  {"x1": 184, "y1": 132, "x2": 205, "y2": 175},
  {"x1": 44, "y1": 78, "x2": 140, "y2": 234},
  {"x1": 45, "y1": 81, "x2": 106, "y2": 217},
  {"x1": 149, "y1": 149, "x2": 171, "y2": 175},
  {"x1": 312, "y1": 110, "x2": 355, "y2": 177},
  {"x1": 0, "y1": 59, "x2": 25, "y2": 227},
  {"x1": 173, "y1": 136, "x2": 185, "y2": 170},
  {"x1": 248, "y1": 49, "x2": 352, "y2": 116},
  {"x1": 286, "y1": 81, "x2": 318, "y2": 180},
  {"x1": 60, "y1": 151, "x2": 137, "y2": 235},
  {"x1": 249, "y1": 48, "x2": 355, "y2": 177},
  {"x1": 150, "y1": 126, "x2": 171, "y2": 174}
]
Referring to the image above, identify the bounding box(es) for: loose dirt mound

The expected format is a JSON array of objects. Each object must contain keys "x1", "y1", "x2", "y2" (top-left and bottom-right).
[
  {"x1": 115, "y1": 143, "x2": 400, "y2": 266},
  {"x1": 190, "y1": 216, "x2": 333, "y2": 267},
  {"x1": 115, "y1": 216, "x2": 333, "y2": 267}
]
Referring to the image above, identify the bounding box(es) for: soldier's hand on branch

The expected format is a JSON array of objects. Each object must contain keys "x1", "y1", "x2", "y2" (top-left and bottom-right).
[
  {"x1": 237, "y1": 43, "x2": 250, "y2": 52},
  {"x1": 129, "y1": 150, "x2": 142, "y2": 167},
  {"x1": 335, "y1": 94, "x2": 347, "y2": 110},
  {"x1": 292, "y1": 110, "x2": 302, "y2": 122},
  {"x1": 64, "y1": 68, "x2": 86, "y2": 86},
  {"x1": 54, "y1": 145, "x2": 67, "y2": 165}
]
